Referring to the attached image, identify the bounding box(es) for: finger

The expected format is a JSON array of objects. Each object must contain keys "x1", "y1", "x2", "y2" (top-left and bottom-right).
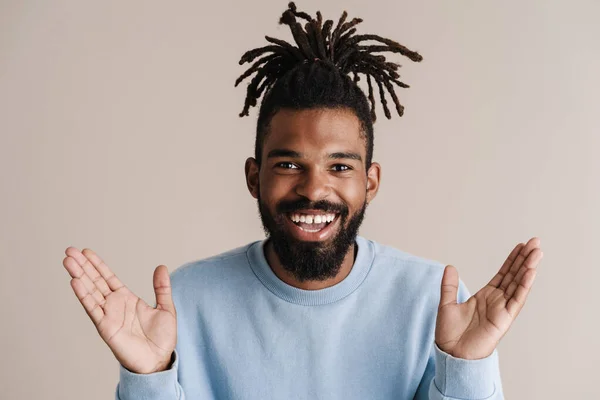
[
  {"x1": 153, "y1": 265, "x2": 176, "y2": 315},
  {"x1": 79, "y1": 248, "x2": 125, "y2": 292},
  {"x1": 506, "y1": 268, "x2": 537, "y2": 318},
  {"x1": 439, "y1": 265, "x2": 459, "y2": 308},
  {"x1": 498, "y1": 239, "x2": 535, "y2": 290},
  {"x1": 499, "y1": 237, "x2": 541, "y2": 291},
  {"x1": 65, "y1": 247, "x2": 112, "y2": 297},
  {"x1": 488, "y1": 243, "x2": 524, "y2": 287},
  {"x1": 63, "y1": 252, "x2": 106, "y2": 306},
  {"x1": 505, "y1": 249, "x2": 543, "y2": 299},
  {"x1": 70, "y1": 277, "x2": 104, "y2": 326}
]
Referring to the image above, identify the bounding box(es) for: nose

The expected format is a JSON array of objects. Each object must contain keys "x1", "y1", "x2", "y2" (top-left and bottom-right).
[{"x1": 294, "y1": 169, "x2": 332, "y2": 201}]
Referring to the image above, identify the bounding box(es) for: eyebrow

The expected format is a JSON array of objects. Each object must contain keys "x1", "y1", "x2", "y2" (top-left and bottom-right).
[
  {"x1": 267, "y1": 149, "x2": 362, "y2": 162},
  {"x1": 329, "y1": 152, "x2": 362, "y2": 162},
  {"x1": 267, "y1": 149, "x2": 302, "y2": 158}
]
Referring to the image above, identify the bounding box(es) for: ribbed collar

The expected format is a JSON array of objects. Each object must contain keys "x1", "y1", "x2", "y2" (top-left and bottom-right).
[{"x1": 246, "y1": 236, "x2": 375, "y2": 306}]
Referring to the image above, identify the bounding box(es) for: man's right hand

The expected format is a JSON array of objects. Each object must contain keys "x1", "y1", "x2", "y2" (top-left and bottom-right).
[{"x1": 63, "y1": 247, "x2": 177, "y2": 374}]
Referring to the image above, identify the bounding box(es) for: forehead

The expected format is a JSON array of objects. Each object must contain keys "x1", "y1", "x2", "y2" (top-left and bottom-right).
[{"x1": 264, "y1": 108, "x2": 365, "y2": 155}]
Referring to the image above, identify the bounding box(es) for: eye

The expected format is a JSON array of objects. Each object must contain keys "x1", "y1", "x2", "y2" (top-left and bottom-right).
[
  {"x1": 331, "y1": 164, "x2": 352, "y2": 172},
  {"x1": 276, "y1": 162, "x2": 299, "y2": 170}
]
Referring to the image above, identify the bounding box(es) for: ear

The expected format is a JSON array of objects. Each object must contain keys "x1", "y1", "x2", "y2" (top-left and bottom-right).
[
  {"x1": 366, "y1": 162, "x2": 381, "y2": 204},
  {"x1": 245, "y1": 157, "x2": 260, "y2": 199}
]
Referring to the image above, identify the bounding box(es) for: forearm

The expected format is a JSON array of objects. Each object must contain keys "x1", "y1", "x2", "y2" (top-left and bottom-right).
[
  {"x1": 115, "y1": 350, "x2": 185, "y2": 400},
  {"x1": 414, "y1": 344, "x2": 503, "y2": 400},
  {"x1": 428, "y1": 344, "x2": 503, "y2": 400}
]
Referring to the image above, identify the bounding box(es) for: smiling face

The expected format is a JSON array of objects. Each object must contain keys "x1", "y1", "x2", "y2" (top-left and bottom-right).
[{"x1": 245, "y1": 107, "x2": 381, "y2": 282}]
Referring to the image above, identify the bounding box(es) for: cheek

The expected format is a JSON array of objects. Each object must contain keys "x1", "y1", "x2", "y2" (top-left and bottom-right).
[
  {"x1": 335, "y1": 178, "x2": 367, "y2": 209},
  {"x1": 259, "y1": 173, "x2": 296, "y2": 203}
]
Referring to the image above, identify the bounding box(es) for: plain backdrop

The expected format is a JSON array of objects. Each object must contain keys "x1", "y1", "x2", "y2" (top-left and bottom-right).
[{"x1": 1, "y1": 0, "x2": 598, "y2": 399}]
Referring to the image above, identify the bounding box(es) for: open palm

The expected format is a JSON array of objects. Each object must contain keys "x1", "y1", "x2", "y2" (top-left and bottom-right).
[
  {"x1": 63, "y1": 247, "x2": 177, "y2": 374},
  {"x1": 435, "y1": 237, "x2": 543, "y2": 360}
]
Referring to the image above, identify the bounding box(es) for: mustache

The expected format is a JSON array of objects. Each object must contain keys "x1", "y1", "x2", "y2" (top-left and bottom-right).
[{"x1": 276, "y1": 199, "x2": 349, "y2": 217}]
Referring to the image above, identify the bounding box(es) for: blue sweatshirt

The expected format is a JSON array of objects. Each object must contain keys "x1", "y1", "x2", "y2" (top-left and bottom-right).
[{"x1": 116, "y1": 236, "x2": 503, "y2": 399}]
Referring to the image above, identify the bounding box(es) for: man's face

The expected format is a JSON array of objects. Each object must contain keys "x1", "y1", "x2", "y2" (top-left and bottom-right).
[{"x1": 245, "y1": 107, "x2": 380, "y2": 281}]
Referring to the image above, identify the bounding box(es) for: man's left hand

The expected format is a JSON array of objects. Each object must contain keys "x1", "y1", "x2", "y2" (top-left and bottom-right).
[{"x1": 435, "y1": 237, "x2": 543, "y2": 360}]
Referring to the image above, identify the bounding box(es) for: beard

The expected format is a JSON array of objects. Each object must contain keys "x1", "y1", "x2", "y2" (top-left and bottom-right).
[{"x1": 257, "y1": 195, "x2": 367, "y2": 282}]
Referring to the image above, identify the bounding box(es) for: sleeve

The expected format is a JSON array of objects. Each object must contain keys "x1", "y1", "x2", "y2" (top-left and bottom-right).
[
  {"x1": 115, "y1": 350, "x2": 186, "y2": 400},
  {"x1": 413, "y1": 280, "x2": 504, "y2": 400}
]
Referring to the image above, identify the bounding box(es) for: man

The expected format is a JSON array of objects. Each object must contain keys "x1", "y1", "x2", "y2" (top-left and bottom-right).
[{"x1": 62, "y1": 3, "x2": 543, "y2": 399}]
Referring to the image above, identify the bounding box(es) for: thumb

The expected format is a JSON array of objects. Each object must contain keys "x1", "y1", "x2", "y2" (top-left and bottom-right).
[
  {"x1": 439, "y1": 265, "x2": 459, "y2": 309},
  {"x1": 153, "y1": 265, "x2": 175, "y2": 315}
]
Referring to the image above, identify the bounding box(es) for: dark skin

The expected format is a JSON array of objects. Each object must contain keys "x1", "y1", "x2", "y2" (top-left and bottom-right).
[
  {"x1": 244, "y1": 107, "x2": 382, "y2": 290},
  {"x1": 60, "y1": 108, "x2": 542, "y2": 376},
  {"x1": 245, "y1": 106, "x2": 544, "y2": 359}
]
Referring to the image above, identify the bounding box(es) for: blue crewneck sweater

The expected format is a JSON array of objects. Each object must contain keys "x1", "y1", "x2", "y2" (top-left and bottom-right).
[{"x1": 116, "y1": 237, "x2": 503, "y2": 399}]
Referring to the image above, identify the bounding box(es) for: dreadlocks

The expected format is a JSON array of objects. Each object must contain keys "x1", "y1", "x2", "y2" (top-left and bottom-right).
[{"x1": 235, "y1": 2, "x2": 423, "y2": 168}]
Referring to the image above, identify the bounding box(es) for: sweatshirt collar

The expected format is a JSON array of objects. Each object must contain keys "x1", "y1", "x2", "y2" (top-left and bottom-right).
[{"x1": 246, "y1": 236, "x2": 375, "y2": 306}]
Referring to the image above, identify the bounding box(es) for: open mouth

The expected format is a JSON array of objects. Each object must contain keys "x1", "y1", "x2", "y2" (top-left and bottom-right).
[{"x1": 286, "y1": 212, "x2": 339, "y2": 233}]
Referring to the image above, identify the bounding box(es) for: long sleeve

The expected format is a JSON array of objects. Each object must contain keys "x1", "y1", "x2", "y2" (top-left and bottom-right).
[
  {"x1": 413, "y1": 279, "x2": 504, "y2": 400},
  {"x1": 413, "y1": 344, "x2": 504, "y2": 399},
  {"x1": 115, "y1": 349, "x2": 186, "y2": 400}
]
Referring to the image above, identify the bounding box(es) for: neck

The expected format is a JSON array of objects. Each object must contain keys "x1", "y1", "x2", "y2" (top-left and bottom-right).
[{"x1": 264, "y1": 240, "x2": 357, "y2": 290}]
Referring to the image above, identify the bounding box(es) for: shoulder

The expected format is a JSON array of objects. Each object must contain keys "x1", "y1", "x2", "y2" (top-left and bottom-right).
[
  {"x1": 370, "y1": 240, "x2": 468, "y2": 301},
  {"x1": 366, "y1": 238, "x2": 470, "y2": 300},
  {"x1": 371, "y1": 239, "x2": 446, "y2": 278},
  {"x1": 168, "y1": 241, "x2": 259, "y2": 288}
]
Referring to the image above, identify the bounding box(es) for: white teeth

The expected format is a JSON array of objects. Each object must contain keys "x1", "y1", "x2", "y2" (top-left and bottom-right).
[
  {"x1": 299, "y1": 226, "x2": 321, "y2": 232},
  {"x1": 289, "y1": 213, "x2": 336, "y2": 224}
]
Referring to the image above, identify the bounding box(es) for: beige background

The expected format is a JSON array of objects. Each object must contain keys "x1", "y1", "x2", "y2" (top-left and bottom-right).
[{"x1": 1, "y1": 0, "x2": 598, "y2": 399}]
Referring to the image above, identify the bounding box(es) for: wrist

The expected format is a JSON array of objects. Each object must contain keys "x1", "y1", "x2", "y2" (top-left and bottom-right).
[
  {"x1": 152, "y1": 351, "x2": 175, "y2": 373},
  {"x1": 435, "y1": 341, "x2": 495, "y2": 360},
  {"x1": 433, "y1": 343, "x2": 499, "y2": 399}
]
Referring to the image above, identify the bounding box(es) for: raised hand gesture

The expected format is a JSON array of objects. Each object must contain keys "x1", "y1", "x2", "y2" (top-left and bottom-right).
[
  {"x1": 63, "y1": 247, "x2": 177, "y2": 374},
  {"x1": 435, "y1": 237, "x2": 543, "y2": 360}
]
